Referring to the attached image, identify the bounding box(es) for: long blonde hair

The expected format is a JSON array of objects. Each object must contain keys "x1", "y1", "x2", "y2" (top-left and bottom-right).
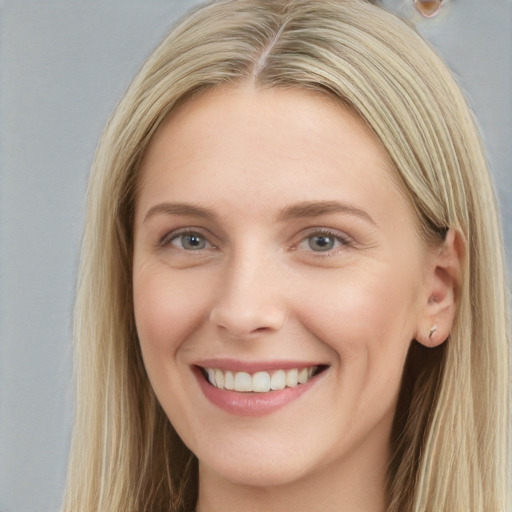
[{"x1": 63, "y1": 1, "x2": 509, "y2": 510}]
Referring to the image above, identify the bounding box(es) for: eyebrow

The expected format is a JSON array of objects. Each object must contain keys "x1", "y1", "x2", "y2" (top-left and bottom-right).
[
  {"x1": 143, "y1": 200, "x2": 376, "y2": 226},
  {"x1": 144, "y1": 202, "x2": 217, "y2": 223},
  {"x1": 277, "y1": 200, "x2": 376, "y2": 226}
]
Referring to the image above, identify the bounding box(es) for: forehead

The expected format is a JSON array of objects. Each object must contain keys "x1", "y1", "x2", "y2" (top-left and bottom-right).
[
  {"x1": 135, "y1": 84, "x2": 412, "y2": 228},
  {"x1": 140, "y1": 84, "x2": 391, "y2": 169}
]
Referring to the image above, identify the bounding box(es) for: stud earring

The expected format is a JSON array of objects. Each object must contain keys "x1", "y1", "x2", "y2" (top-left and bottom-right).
[
  {"x1": 428, "y1": 324, "x2": 438, "y2": 339},
  {"x1": 414, "y1": 0, "x2": 443, "y2": 18}
]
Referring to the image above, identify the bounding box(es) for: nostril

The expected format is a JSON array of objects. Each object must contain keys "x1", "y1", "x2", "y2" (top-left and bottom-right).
[
  {"x1": 210, "y1": 303, "x2": 287, "y2": 338},
  {"x1": 214, "y1": 322, "x2": 274, "y2": 339}
]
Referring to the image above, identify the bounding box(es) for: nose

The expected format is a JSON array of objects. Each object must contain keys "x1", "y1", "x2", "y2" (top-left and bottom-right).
[{"x1": 209, "y1": 254, "x2": 287, "y2": 339}]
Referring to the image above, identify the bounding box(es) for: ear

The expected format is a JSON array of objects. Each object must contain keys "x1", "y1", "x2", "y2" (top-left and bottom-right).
[{"x1": 416, "y1": 228, "x2": 465, "y2": 348}]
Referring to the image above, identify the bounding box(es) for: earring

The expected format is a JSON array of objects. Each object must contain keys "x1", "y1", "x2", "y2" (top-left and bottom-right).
[
  {"x1": 414, "y1": 0, "x2": 443, "y2": 18},
  {"x1": 428, "y1": 324, "x2": 438, "y2": 339}
]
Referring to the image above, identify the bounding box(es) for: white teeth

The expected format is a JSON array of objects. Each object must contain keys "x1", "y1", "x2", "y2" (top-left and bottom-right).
[
  {"x1": 214, "y1": 369, "x2": 224, "y2": 389},
  {"x1": 286, "y1": 368, "x2": 299, "y2": 388},
  {"x1": 224, "y1": 370, "x2": 234, "y2": 390},
  {"x1": 252, "y1": 371, "x2": 271, "y2": 393},
  {"x1": 206, "y1": 368, "x2": 216, "y2": 386},
  {"x1": 234, "y1": 372, "x2": 252, "y2": 392},
  {"x1": 204, "y1": 366, "x2": 319, "y2": 393},
  {"x1": 270, "y1": 369, "x2": 286, "y2": 390}
]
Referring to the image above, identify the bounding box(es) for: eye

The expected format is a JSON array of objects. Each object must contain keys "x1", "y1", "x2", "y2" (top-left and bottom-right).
[
  {"x1": 307, "y1": 234, "x2": 336, "y2": 251},
  {"x1": 162, "y1": 231, "x2": 213, "y2": 251},
  {"x1": 297, "y1": 230, "x2": 350, "y2": 253}
]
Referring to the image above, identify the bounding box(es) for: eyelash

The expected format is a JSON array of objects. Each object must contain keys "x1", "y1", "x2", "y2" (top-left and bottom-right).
[
  {"x1": 158, "y1": 228, "x2": 353, "y2": 255},
  {"x1": 296, "y1": 229, "x2": 352, "y2": 255},
  {"x1": 159, "y1": 229, "x2": 215, "y2": 251}
]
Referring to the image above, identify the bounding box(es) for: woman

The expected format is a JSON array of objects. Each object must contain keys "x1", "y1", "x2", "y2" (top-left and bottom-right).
[{"x1": 63, "y1": 1, "x2": 510, "y2": 511}]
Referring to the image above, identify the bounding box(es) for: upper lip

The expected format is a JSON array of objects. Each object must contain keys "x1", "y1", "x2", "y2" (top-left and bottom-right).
[{"x1": 194, "y1": 358, "x2": 327, "y2": 373}]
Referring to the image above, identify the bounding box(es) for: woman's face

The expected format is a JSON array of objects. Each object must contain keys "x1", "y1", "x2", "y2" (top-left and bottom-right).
[{"x1": 133, "y1": 86, "x2": 434, "y2": 492}]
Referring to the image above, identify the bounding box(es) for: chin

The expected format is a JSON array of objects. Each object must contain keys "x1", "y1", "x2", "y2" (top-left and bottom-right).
[
  {"x1": 200, "y1": 455, "x2": 312, "y2": 489},
  {"x1": 194, "y1": 431, "x2": 325, "y2": 489}
]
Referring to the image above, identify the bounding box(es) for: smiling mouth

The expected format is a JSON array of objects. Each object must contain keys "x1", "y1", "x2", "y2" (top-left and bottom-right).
[{"x1": 200, "y1": 365, "x2": 328, "y2": 393}]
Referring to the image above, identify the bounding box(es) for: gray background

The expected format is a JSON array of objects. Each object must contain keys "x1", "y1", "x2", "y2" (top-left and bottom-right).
[{"x1": 0, "y1": 1, "x2": 510, "y2": 511}]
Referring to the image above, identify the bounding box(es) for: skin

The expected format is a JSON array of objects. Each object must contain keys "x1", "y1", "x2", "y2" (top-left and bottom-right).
[{"x1": 132, "y1": 85, "x2": 457, "y2": 512}]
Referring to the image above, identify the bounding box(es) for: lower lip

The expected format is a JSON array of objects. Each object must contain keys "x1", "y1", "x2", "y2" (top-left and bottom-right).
[{"x1": 194, "y1": 367, "x2": 323, "y2": 417}]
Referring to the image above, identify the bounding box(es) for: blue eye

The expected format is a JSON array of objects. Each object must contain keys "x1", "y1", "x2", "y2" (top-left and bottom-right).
[
  {"x1": 298, "y1": 231, "x2": 348, "y2": 253},
  {"x1": 168, "y1": 232, "x2": 210, "y2": 250},
  {"x1": 308, "y1": 234, "x2": 336, "y2": 251}
]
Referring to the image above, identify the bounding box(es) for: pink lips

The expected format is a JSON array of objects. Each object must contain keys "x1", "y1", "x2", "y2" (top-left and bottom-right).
[
  {"x1": 193, "y1": 361, "x2": 326, "y2": 417},
  {"x1": 206, "y1": 358, "x2": 319, "y2": 370}
]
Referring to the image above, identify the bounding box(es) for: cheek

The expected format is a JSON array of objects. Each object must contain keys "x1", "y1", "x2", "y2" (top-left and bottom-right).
[
  {"x1": 298, "y1": 262, "x2": 419, "y2": 341},
  {"x1": 295, "y1": 263, "x2": 421, "y2": 390},
  {"x1": 133, "y1": 264, "x2": 212, "y2": 359}
]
